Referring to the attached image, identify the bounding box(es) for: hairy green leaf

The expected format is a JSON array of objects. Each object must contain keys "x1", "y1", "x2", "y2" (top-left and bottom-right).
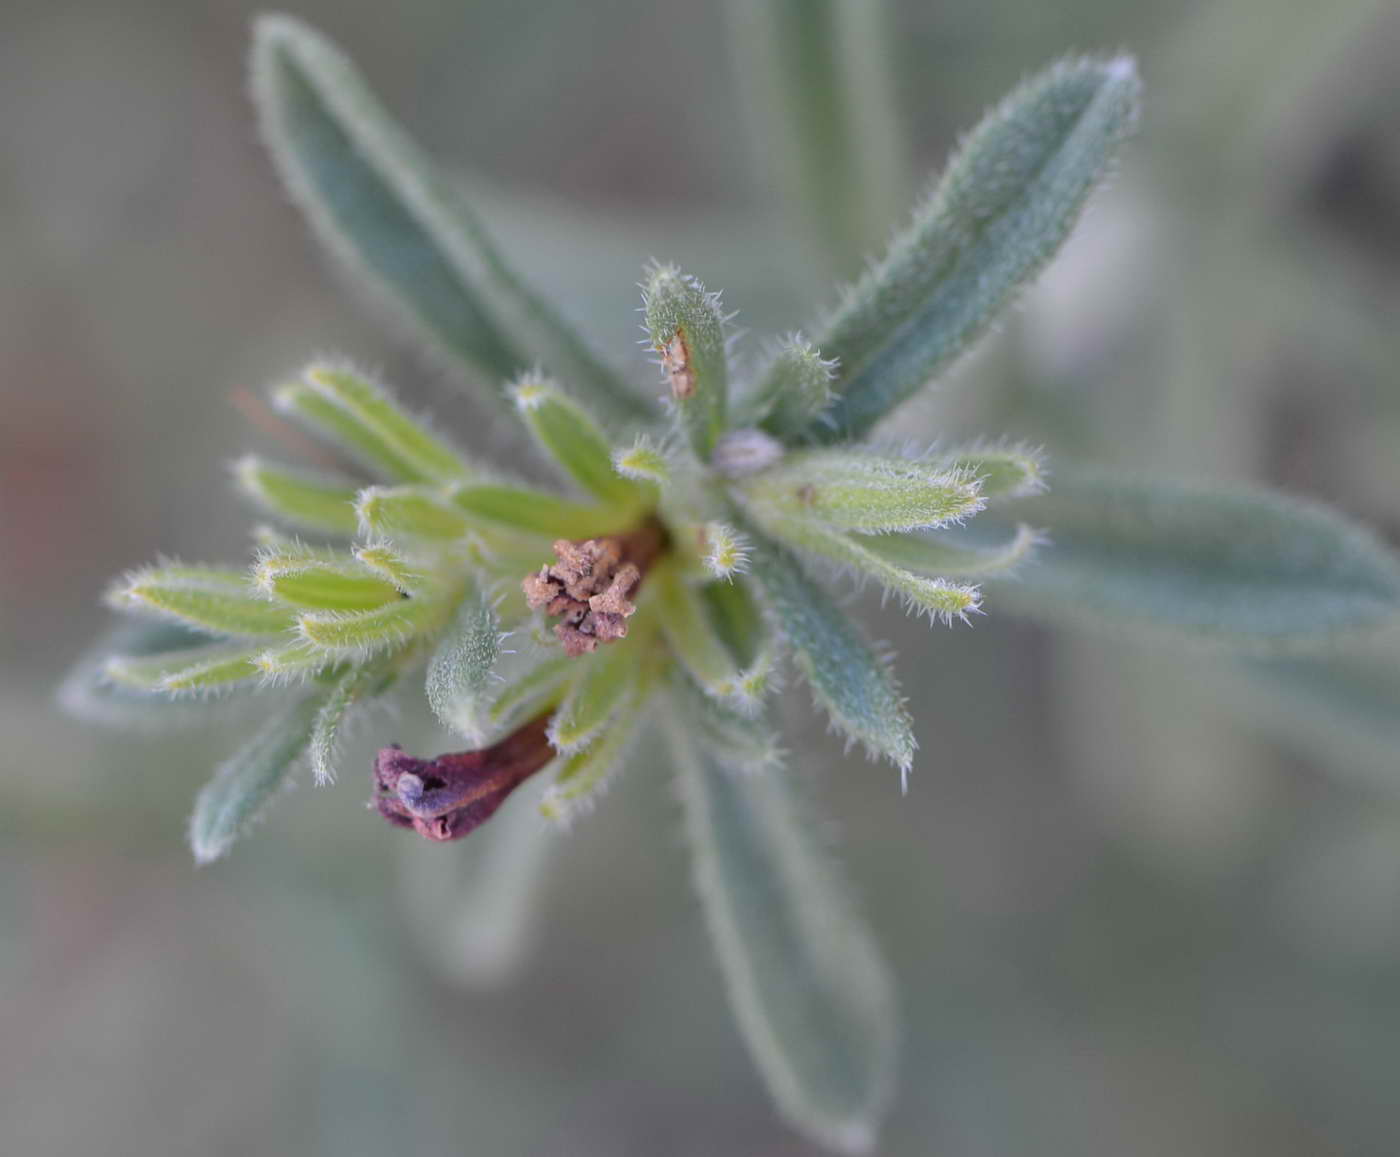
[
  {"x1": 234, "y1": 455, "x2": 361, "y2": 536},
  {"x1": 539, "y1": 679, "x2": 650, "y2": 824},
  {"x1": 547, "y1": 626, "x2": 649, "y2": 754},
  {"x1": 189, "y1": 693, "x2": 322, "y2": 863},
  {"x1": 740, "y1": 449, "x2": 983, "y2": 533},
  {"x1": 857, "y1": 522, "x2": 1040, "y2": 577},
  {"x1": 673, "y1": 730, "x2": 895, "y2": 1155},
  {"x1": 103, "y1": 639, "x2": 266, "y2": 696},
  {"x1": 425, "y1": 586, "x2": 503, "y2": 744},
  {"x1": 309, "y1": 661, "x2": 387, "y2": 784},
  {"x1": 509, "y1": 375, "x2": 640, "y2": 506},
  {"x1": 448, "y1": 481, "x2": 634, "y2": 540},
  {"x1": 272, "y1": 379, "x2": 426, "y2": 482},
  {"x1": 780, "y1": 56, "x2": 1140, "y2": 442},
  {"x1": 996, "y1": 467, "x2": 1400, "y2": 646},
  {"x1": 255, "y1": 552, "x2": 405, "y2": 611},
  {"x1": 642, "y1": 263, "x2": 729, "y2": 460},
  {"x1": 743, "y1": 334, "x2": 837, "y2": 434},
  {"x1": 251, "y1": 16, "x2": 641, "y2": 423},
  {"x1": 743, "y1": 525, "x2": 914, "y2": 772},
  {"x1": 108, "y1": 565, "x2": 295, "y2": 637},
  {"x1": 356, "y1": 485, "x2": 470, "y2": 542}
]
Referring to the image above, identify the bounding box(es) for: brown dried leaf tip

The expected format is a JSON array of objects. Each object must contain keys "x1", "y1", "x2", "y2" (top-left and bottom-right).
[
  {"x1": 522, "y1": 523, "x2": 666, "y2": 657},
  {"x1": 374, "y1": 712, "x2": 554, "y2": 841},
  {"x1": 660, "y1": 329, "x2": 696, "y2": 399}
]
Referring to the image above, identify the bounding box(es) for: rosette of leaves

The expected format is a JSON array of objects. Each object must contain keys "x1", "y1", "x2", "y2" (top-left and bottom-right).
[{"x1": 59, "y1": 16, "x2": 1400, "y2": 1154}]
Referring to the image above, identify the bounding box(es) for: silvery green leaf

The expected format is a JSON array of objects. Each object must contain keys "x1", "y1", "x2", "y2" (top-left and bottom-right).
[
  {"x1": 742, "y1": 524, "x2": 914, "y2": 773},
  {"x1": 671, "y1": 667, "x2": 782, "y2": 774},
  {"x1": 654, "y1": 563, "x2": 760, "y2": 708},
  {"x1": 938, "y1": 443, "x2": 1045, "y2": 499},
  {"x1": 611, "y1": 437, "x2": 674, "y2": 488},
  {"x1": 738, "y1": 449, "x2": 983, "y2": 533},
  {"x1": 994, "y1": 467, "x2": 1400, "y2": 647},
  {"x1": 673, "y1": 728, "x2": 895, "y2": 1155},
  {"x1": 58, "y1": 622, "x2": 253, "y2": 730},
  {"x1": 853, "y1": 522, "x2": 1040, "y2": 578},
  {"x1": 189, "y1": 693, "x2": 323, "y2": 863},
  {"x1": 309, "y1": 661, "x2": 389, "y2": 785},
  {"x1": 742, "y1": 334, "x2": 837, "y2": 434},
  {"x1": 272, "y1": 379, "x2": 427, "y2": 483},
  {"x1": 641, "y1": 263, "x2": 729, "y2": 460},
  {"x1": 509, "y1": 376, "x2": 642, "y2": 507},
  {"x1": 108, "y1": 565, "x2": 295, "y2": 637},
  {"x1": 297, "y1": 596, "x2": 441, "y2": 659},
  {"x1": 425, "y1": 586, "x2": 503, "y2": 745},
  {"x1": 233, "y1": 455, "x2": 361, "y2": 536},
  {"x1": 753, "y1": 513, "x2": 982, "y2": 625},
  {"x1": 103, "y1": 639, "x2": 266, "y2": 696},
  {"x1": 539, "y1": 678, "x2": 649, "y2": 824},
  {"x1": 547, "y1": 625, "x2": 650, "y2": 754},
  {"x1": 397, "y1": 774, "x2": 556, "y2": 987},
  {"x1": 778, "y1": 56, "x2": 1140, "y2": 442},
  {"x1": 251, "y1": 17, "x2": 642, "y2": 424}
]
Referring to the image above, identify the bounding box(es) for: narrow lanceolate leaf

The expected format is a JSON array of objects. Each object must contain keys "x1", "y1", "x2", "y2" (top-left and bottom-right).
[
  {"x1": 642, "y1": 263, "x2": 729, "y2": 460},
  {"x1": 755, "y1": 514, "x2": 982, "y2": 625},
  {"x1": 777, "y1": 56, "x2": 1141, "y2": 443},
  {"x1": 254, "y1": 552, "x2": 404, "y2": 611},
  {"x1": 994, "y1": 467, "x2": 1400, "y2": 646},
  {"x1": 488, "y1": 653, "x2": 573, "y2": 732},
  {"x1": 539, "y1": 682, "x2": 649, "y2": 824},
  {"x1": 744, "y1": 334, "x2": 837, "y2": 435},
  {"x1": 58, "y1": 622, "x2": 253, "y2": 730},
  {"x1": 251, "y1": 16, "x2": 641, "y2": 424},
  {"x1": 103, "y1": 640, "x2": 265, "y2": 696},
  {"x1": 273, "y1": 380, "x2": 426, "y2": 482},
  {"x1": 700, "y1": 577, "x2": 778, "y2": 701},
  {"x1": 672, "y1": 668, "x2": 782, "y2": 773},
  {"x1": 108, "y1": 566, "x2": 295, "y2": 637},
  {"x1": 298, "y1": 595, "x2": 440, "y2": 659},
  {"x1": 309, "y1": 661, "x2": 386, "y2": 784},
  {"x1": 356, "y1": 485, "x2": 470, "y2": 542},
  {"x1": 938, "y1": 443, "x2": 1045, "y2": 499},
  {"x1": 233, "y1": 455, "x2": 361, "y2": 536},
  {"x1": 302, "y1": 363, "x2": 472, "y2": 484},
  {"x1": 189, "y1": 693, "x2": 322, "y2": 863},
  {"x1": 252, "y1": 639, "x2": 339, "y2": 683},
  {"x1": 449, "y1": 482, "x2": 636, "y2": 539},
  {"x1": 858, "y1": 522, "x2": 1041, "y2": 577},
  {"x1": 353, "y1": 544, "x2": 429, "y2": 593},
  {"x1": 426, "y1": 586, "x2": 503, "y2": 744},
  {"x1": 654, "y1": 563, "x2": 752, "y2": 706},
  {"x1": 743, "y1": 526, "x2": 915, "y2": 773},
  {"x1": 740, "y1": 449, "x2": 984, "y2": 533},
  {"x1": 673, "y1": 730, "x2": 896, "y2": 1156},
  {"x1": 547, "y1": 628, "x2": 647, "y2": 753},
  {"x1": 510, "y1": 376, "x2": 640, "y2": 506}
]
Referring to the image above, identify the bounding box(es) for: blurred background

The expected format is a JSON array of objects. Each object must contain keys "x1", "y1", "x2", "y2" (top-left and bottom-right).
[{"x1": 5, "y1": 1, "x2": 1400, "y2": 1153}]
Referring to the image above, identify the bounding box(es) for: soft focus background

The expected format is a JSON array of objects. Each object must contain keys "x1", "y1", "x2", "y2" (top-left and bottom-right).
[{"x1": 5, "y1": 2, "x2": 1400, "y2": 1153}]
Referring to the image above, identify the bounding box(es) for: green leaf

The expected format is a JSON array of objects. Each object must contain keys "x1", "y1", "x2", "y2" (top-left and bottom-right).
[
  {"x1": 233, "y1": 455, "x2": 361, "y2": 535},
  {"x1": 254, "y1": 552, "x2": 405, "y2": 611},
  {"x1": 994, "y1": 467, "x2": 1400, "y2": 647},
  {"x1": 654, "y1": 563, "x2": 758, "y2": 707},
  {"x1": 309, "y1": 661, "x2": 387, "y2": 785},
  {"x1": 251, "y1": 16, "x2": 642, "y2": 424},
  {"x1": 699, "y1": 576, "x2": 777, "y2": 700},
  {"x1": 539, "y1": 677, "x2": 651, "y2": 824},
  {"x1": 509, "y1": 375, "x2": 641, "y2": 506},
  {"x1": 611, "y1": 437, "x2": 674, "y2": 488},
  {"x1": 103, "y1": 639, "x2": 266, "y2": 696},
  {"x1": 272, "y1": 379, "x2": 427, "y2": 482},
  {"x1": 448, "y1": 481, "x2": 635, "y2": 539},
  {"x1": 251, "y1": 639, "x2": 339, "y2": 683},
  {"x1": 673, "y1": 729, "x2": 895, "y2": 1155},
  {"x1": 780, "y1": 55, "x2": 1140, "y2": 443},
  {"x1": 352, "y1": 544, "x2": 430, "y2": 594},
  {"x1": 487, "y1": 652, "x2": 573, "y2": 732},
  {"x1": 753, "y1": 513, "x2": 982, "y2": 625},
  {"x1": 58, "y1": 622, "x2": 252, "y2": 730},
  {"x1": 696, "y1": 521, "x2": 751, "y2": 581},
  {"x1": 546, "y1": 625, "x2": 649, "y2": 753},
  {"x1": 939, "y1": 443, "x2": 1045, "y2": 499},
  {"x1": 742, "y1": 334, "x2": 836, "y2": 434},
  {"x1": 672, "y1": 667, "x2": 782, "y2": 773},
  {"x1": 356, "y1": 485, "x2": 470, "y2": 542},
  {"x1": 743, "y1": 525, "x2": 915, "y2": 772},
  {"x1": 739, "y1": 449, "x2": 984, "y2": 533},
  {"x1": 189, "y1": 693, "x2": 322, "y2": 863},
  {"x1": 108, "y1": 565, "x2": 295, "y2": 637},
  {"x1": 641, "y1": 263, "x2": 729, "y2": 460},
  {"x1": 425, "y1": 585, "x2": 503, "y2": 744},
  {"x1": 298, "y1": 596, "x2": 440, "y2": 659},
  {"x1": 857, "y1": 522, "x2": 1041, "y2": 577},
  {"x1": 302, "y1": 363, "x2": 472, "y2": 484}
]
